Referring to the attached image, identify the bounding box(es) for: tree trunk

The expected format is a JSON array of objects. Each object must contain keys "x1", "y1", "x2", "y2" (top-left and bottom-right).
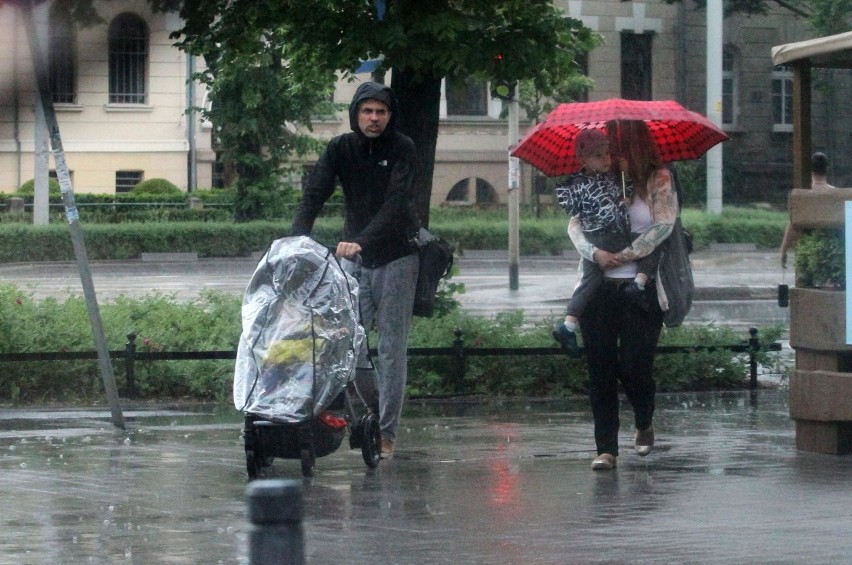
[{"x1": 391, "y1": 68, "x2": 442, "y2": 228}]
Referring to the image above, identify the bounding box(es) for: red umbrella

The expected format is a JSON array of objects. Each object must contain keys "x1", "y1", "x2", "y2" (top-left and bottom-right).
[{"x1": 510, "y1": 98, "x2": 729, "y2": 176}]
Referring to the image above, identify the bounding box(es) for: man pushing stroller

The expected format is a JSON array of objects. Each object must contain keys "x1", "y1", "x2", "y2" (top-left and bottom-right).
[{"x1": 291, "y1": 81, "x2": 421, "y2": 459}]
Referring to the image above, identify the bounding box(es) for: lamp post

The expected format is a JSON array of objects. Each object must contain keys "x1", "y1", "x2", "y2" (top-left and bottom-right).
[
  {"x1": 508, "y1": 84, "x2": 520, "y2": 291},
  {"x1": 706, "y1": 0, "x2": 724, "y2": 214}
]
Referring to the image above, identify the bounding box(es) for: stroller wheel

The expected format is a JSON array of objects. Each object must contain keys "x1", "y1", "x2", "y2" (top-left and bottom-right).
[
  {"x1": 349, "y1": 420, "x2": 363, "y2": 450},
  {"x1": 360, "y1": 414, "x2": 381, "y2": 468},
  {"x1": 300, "y1": 447, "x2": 315, "y2": 477}
]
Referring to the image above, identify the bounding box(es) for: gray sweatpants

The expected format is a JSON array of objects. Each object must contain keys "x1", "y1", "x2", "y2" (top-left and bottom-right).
[{"x1": 348, "y1": 253, "x2": 418, "y2": 442}]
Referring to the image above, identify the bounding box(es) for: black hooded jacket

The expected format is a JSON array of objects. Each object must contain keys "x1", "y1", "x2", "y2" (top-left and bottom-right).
[{"x1": 291, "y1": 82, "x2": 420, "y2": 268}]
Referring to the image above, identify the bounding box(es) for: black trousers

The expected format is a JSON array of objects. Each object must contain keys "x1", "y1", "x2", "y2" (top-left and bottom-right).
[{"x1": 578, "y1": 278, "x2": 664, "y2": 456}]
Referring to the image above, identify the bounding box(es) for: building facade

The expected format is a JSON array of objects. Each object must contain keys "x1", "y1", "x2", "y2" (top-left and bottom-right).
[{"x1": 0, "y1": 1, "x2": 847, "y2": 206}]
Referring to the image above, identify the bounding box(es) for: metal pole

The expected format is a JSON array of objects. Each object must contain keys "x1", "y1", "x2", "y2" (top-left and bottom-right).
[
  {"x1": 508, "y1": 85, "x2": 520, "y2": 290},
  {"x1": 705, "y1": 0, "x2": 724, "y2": 214},
  {"x1": 247, "y1": 480, "x2": 305, "y2": 565},
  {"x1": 21, "y1": 0, "x2": 124, "y2": 429},
  {"x1": 33, "y1": 6, "x2": 49, "y2": 225}
]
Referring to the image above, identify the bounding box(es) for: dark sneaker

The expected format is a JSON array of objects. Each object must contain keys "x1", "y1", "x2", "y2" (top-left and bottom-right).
[
  {"x1": 552, "y1": 324, "x2": 582, "y2": 358},
  {"x1": 622, "y1": 282, "x2": 650, "y2": 311},
  {"x1": 635, "y1": 424, "x2": 654, "y2": 456}
]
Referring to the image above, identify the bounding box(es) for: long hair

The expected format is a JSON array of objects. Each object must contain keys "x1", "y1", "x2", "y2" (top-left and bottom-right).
[{"x1": 606, "y1": 120, "x2": 663, "y2": 200}]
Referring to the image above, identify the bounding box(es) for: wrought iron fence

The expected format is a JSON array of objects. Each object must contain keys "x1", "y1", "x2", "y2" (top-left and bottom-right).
[{"x1": 0, "y1": 328, "x2": 782, "y2": 400}]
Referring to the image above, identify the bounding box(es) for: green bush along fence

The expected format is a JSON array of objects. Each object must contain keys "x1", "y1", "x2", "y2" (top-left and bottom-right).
[{"x1": 0, "y1": 327, "x2": 782, "y2": 404}]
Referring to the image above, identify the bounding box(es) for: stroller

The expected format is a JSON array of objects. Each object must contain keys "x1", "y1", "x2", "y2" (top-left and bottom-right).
[{"x1": 234, "y1": 236, "x2": 381, "y2": 478}]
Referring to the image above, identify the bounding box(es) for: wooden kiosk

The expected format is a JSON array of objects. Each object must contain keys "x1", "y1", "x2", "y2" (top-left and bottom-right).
[{"x1": 772, "y1": 33, "x2": 852, "y2": 454}]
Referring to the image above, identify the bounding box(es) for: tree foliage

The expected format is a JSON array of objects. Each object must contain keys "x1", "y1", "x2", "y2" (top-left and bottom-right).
[{"x1": 159, "y1": 0, "x2": 597, "y2": 223}]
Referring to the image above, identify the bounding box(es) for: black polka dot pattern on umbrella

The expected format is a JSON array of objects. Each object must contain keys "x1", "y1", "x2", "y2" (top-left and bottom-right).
[{"x1": 511, "y1": 99, "x2": 729, "y2": 177}]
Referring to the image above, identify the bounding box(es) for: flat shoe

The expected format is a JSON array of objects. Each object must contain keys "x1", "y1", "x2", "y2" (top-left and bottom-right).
[
  {"x1": 591, "y1": 453, "x2": 616, "y2": 470},
  {"x1": 381, "y1": 438, "x2": 395, "y2": 459},
  {"x1": 635, "y1": 424, "x2": 654, "y2": 457}
]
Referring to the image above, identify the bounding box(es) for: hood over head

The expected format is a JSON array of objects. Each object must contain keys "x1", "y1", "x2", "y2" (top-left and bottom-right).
[{"x1": 348, "y1": 81, "x2": 399, "y2": 137}]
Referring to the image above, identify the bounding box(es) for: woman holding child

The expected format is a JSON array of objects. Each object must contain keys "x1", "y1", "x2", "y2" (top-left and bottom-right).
[{"x1": 563, "y1": 120, "x2": 678, "y2": 471}]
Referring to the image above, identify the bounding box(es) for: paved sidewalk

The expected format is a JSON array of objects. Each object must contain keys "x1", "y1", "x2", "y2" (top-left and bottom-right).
[
  {"x1": 1, "y1": 391, "x2": 850, "y2": 564},
  {"x1": 0, "y1": 247, "x2": 791, "y2": 329}
]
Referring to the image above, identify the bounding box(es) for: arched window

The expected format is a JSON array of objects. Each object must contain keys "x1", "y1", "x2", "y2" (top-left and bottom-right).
[
  {"x1": 49, "y1": 5, "x2": 76, "y2": 104},
  {"x1": 446, "y1": 177, "x2": 498, "y2": 205},
  {"x1": 108, "y1": 13, "x2": 148, "y2": 104}
]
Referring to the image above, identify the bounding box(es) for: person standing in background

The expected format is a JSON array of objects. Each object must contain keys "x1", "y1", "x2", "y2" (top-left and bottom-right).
[{"x1": 780, "y1": 152, "x2": 835, "y2": 269}]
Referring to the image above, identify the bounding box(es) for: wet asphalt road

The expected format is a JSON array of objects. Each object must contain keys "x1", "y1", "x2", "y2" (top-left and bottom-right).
[{"x1": 2, "y1": 391, "x2": 851, "y2": 564}]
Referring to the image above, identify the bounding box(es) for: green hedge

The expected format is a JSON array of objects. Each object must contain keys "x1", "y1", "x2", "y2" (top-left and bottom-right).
[
  {"x1": 0, "y1": 283, "x2": 786, "y2": 404},
  {"x1": 0, "y1": 206, "x2": 788, "y2": 262},
  {"x1": 0, "y1": 222, "x2": 290, "y2": 262}
]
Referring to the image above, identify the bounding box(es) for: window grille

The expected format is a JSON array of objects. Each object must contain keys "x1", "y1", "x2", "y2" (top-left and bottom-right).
[
  {"x1": 108, "y1": 14, "x2": 148, "y2": 104},
  {"x1": 116, "y1": 171, "x2": 143, "y2": 193}
]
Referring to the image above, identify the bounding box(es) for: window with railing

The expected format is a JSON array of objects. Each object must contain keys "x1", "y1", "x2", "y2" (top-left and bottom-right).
[
  {"x1": 49, "y1": 6, "x2": 76, "y2": 104},
  {"x1": 108, "y1": 13, "x2": 148, "y2": 104},
  {"x1": 115, "y1": 170, "x2": 143, "y2": 193}
]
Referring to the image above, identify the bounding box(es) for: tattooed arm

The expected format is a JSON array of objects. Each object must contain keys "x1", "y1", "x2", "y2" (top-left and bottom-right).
[
  {"x1": 567, "y1": 215, "x2": 597, "y2": 262},
  {"x1": 617, "y1": 168, "x2": 677, "y2": 262},
  {"x1": 568, "y1": 216, "x2": 621, "y2": 268}
]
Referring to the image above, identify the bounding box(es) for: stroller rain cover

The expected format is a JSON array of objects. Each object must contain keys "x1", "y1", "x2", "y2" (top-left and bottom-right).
[{"x1": 234, "y1": 236, "x2": 365, "y2": 423}]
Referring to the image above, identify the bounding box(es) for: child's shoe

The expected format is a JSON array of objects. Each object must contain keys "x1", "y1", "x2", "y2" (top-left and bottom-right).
[{"x1": 552, "y1": 324, "x2": 582, "y2": 358}]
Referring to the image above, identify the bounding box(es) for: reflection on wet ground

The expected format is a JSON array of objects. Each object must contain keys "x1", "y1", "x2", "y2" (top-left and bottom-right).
[{"x1": 1, "y1": 391, "x2": 851, "y2": 564}]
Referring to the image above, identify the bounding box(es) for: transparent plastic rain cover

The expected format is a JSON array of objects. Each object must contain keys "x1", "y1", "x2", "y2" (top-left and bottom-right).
[{"x1": 233, "y1": 236, "x2": 365, "y2": 422}]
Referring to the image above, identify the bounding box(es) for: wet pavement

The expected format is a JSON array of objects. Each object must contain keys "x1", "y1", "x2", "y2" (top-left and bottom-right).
[{"x1": 2, "y1": 390, "x2": 851, "y2": 564}]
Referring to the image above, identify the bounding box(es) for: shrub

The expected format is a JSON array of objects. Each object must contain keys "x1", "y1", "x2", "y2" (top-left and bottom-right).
[
  {"x1": 0, "y1": 282, "x2": 785, "y2": 404},
  {"x1": 17, "y1": 178, "x2": 62, "y2": 198},
  {"x1": 133, "y1": 178, "x2": 182, "y2": 196},
  {"x1": 795, "y1": 229, "x2": 845, "y2": 289}
]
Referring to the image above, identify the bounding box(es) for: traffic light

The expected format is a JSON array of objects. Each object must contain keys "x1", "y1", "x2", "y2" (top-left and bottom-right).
[{"x1": 491, "y1": 53, "x2": 516, "y2": 101}]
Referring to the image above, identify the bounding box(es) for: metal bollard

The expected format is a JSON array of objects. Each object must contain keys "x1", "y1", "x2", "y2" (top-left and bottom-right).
[
  {"x1": 124, "y1": 332, "x2": 138, "y2": 399},
  {"x1": 247, "y1": 479, "x2": 305, "y2": 565},
  {"x1": 453, "y1": 327, "x2": 465, "y2": 394},
  {"x1": 748, "y1": 327, "x2": 760, "y2": 391}
]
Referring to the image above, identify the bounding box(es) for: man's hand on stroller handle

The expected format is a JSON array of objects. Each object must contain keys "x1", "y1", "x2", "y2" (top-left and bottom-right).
[{"x1": 335, "y1": 241, "x2": 362, "y2": 260}]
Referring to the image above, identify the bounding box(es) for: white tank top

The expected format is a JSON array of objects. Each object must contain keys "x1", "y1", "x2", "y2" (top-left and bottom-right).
[{"x1": 606, "y1": 197, "x2": 651, "y2": 279}]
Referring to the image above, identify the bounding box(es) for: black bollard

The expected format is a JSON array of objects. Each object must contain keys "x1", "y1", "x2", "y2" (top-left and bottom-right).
[
  {"x1": 778, "y1": 284, "x2": 789, "y2": 307},
  {"x1": 247, "y1": 479, "x2": 305, "y2": 565}
]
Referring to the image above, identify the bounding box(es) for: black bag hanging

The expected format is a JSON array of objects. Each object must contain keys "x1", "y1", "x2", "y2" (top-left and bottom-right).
[
  {"x1": 411, "y1": 228, "x2": 454, "y2": 318},
  {"x1": 658, "y1": 216, "x2": 695, "y2": 328},
  {"x1": 659, "y1": 164, "x2": 694, "y2": 328}
]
